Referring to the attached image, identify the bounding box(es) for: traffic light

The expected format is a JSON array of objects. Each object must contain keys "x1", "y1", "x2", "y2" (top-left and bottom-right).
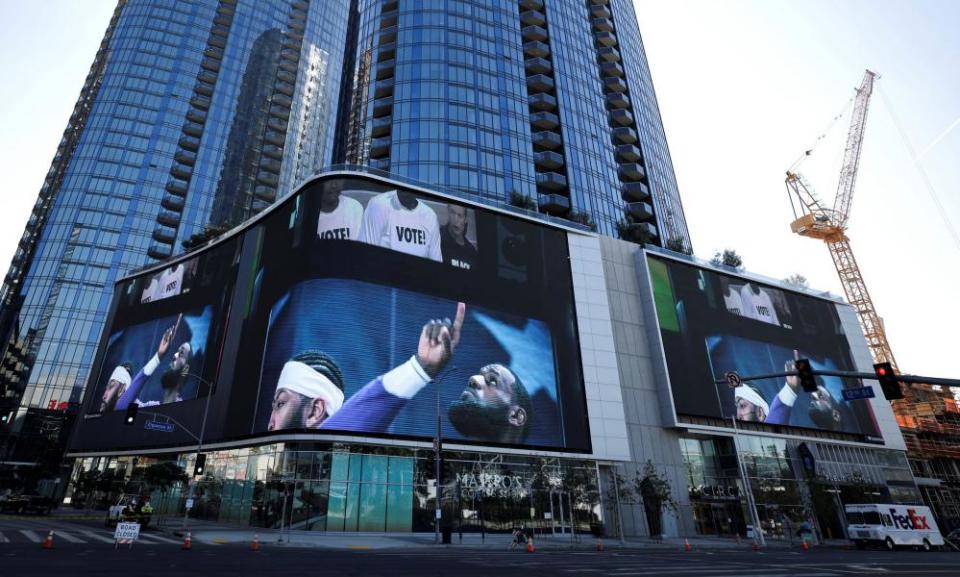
[
  {"x1": 794, "y1": 358, "x2": 817, "y2": 392},
  {"x1": 124, "y1": 403, "x2": 138, "y2": 425},
  {"x1": 194, "y1": 454, "x2": 207, "y2": 477},
  {"x1": 1, "y1": 412, "x2": 9, "y2": 423},
  {"x1": 874, "y1": 362, "x2": 903, "y2": 400}
]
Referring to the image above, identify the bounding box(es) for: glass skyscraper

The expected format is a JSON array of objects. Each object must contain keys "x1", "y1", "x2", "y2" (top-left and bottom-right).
[
  {"x1": 0, "y1": 0, "x2": 350, "y2": 430},
  {"x1": 1, "y1": 0, "x2": 688, "y2": 459},
  {"x1": 342, "y1": 0, "x2": 690, "y2": 246}
]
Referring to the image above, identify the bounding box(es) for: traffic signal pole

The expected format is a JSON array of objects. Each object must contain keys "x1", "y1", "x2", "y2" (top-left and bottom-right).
[{"x1": 715, "y1": 369, "x2": 960, "y2": 389}]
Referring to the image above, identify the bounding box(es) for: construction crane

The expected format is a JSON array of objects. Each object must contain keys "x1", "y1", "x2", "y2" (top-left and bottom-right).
[{"x1": 785, "y1": 69, "x2": 898, "y2": 370}]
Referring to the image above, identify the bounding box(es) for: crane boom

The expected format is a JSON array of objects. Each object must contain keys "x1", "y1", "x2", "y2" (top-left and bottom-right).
[
  {"x1": 785, "y1": 69, "x2": 898, "y2": 370},
  {"x1": 833, "y1": 70, "x2": 877, "y2": 228}
]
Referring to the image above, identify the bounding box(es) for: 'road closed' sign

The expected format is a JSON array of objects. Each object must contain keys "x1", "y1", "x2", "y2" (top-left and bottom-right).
[{"x1": 114, "y1": 522, "x2": 141, "y2": 544}]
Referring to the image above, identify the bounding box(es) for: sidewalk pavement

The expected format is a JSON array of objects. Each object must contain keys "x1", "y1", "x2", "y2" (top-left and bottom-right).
[{"x1": 146, "y1": 517, "x2": 845, "y2": 552}]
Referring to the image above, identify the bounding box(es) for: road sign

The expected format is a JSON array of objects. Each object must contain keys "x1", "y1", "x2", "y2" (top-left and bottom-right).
[
  {"x1": 842, "y1": 386, "x2": 876, "y2": 401},
  {"x1": 724, "y1": 371, "x2": 742, "y2": 388},
  {"x1": 144, "y1": 420, "x2": 175, "y2": 433},
  {"x1": 185, "y1": 498, "x2": 194, "y2": 510},
  {"x1": 114, "y1": 522, "x2": 140, "y2": 548}
]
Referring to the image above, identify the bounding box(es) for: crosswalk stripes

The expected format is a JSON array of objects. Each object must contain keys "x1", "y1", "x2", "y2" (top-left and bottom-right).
[
  {"x1": 55, "y1": 531, "x2": 85, "y2": 544},
  {"x1": 137, "y1": 533, "x2": 181, "y2": 544},
  {"x1": 80, "y1": 530, "x2": 116, "y2": 544},
  {"x1": 19, "y1": 530, "x2": 42, "y2": 543},
  {"x1": 0, "y1": 532, "x2": 9, "y2": 543}
]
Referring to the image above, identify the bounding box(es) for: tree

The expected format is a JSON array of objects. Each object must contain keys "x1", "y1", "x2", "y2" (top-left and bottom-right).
[
  {"x1": 143, "y1": 462, "x2": 188, "y2": 495},
  {"x1": 509, "y1": 190, "x2": 537, "y2": 211},
  {"x1": 664, "y1": 237, "x2": 692, "y2": 255},
  {"x1": 616, "y1": 218, "x2": 654, "y2": 246},
  {"x1": 710, "y1": 249, "x2": 743, "y2": 270},
  {"x1": 182, "y1": 224, "x2": 229, "y2": 250},
  {"x1": 566, "y1": 210, "x2": 597, "y2": 232},
  {"x1": 782, "y1": 274, "x2": 809, "y2": 289},
  {"x1": 634, "y1": 461, "x2": 678, "y2": 542}
]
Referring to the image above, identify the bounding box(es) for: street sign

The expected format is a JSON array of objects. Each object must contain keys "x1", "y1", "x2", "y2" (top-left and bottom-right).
[
  {"x1": 114, "y1": 522, "x2": 140, "y2": 548},
  {"x1": 144, "y1": 420, "x2": 175, "y2": 433},
  {"x1": 185, "y1": 498, "x2": 194, "y2": 510},
  {"x1": 724, "y1": 371, "x2": 742, "y2": 388},
  {"x1": 842, "y1": 386, "x2": 876, "y2": 401}
]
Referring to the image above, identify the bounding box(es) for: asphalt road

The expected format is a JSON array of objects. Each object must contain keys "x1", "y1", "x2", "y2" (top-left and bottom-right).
[{"x1": 2, "y1": 514, "x2": 957, "y2": 577}]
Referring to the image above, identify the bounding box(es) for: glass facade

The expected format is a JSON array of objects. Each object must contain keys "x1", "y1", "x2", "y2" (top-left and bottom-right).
[
  {"x1": 680, "y1": 435, "x2": 921, "y2": 542},
  {"x1": 67, "y1": 443, "x2": 602, "y2": 535},
  {"x1": 343, "y1": 0, "x2": 691, "y2": 247},
  {"x1": 1, "y1": 0, "x2": 349, "y2": 420}
]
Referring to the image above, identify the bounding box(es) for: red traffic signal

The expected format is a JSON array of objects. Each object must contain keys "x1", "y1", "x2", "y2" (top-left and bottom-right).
[{"x1": 874, "y1": 362, "x2": 903, "y2": 400}]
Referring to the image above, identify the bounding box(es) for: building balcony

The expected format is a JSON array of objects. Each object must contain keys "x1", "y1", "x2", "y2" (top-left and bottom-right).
[
  {"x1": 595, "y1": 31, "x2": 617, "y2": 47},
  {"x1": 532, "y1": 130, "x2": 562, "y2": 149},
  {"x1": 152, "y1": 226, "x2": 177, "y2": 245},
  {"x1": 381, "y1": 9, "x2": 398, "y2": 28},
  {"x1": 523, "y1": 40, "x2": 550, "y2": 59},
  {"x1": 610, "y1": 108, "x2": 634, "y2": 126},
  {"x1": 601, "y1": 61, "x2": 624, "y2": 77},
  {"x1": 272, "y1": 93, "x2": 293, "y2": 110},
  {"x1": 282, "y1": 35, "x2": 300, "y2": 51},
  {"x1": 521, "y1": 25, "x2": 548, "y2": 42},
  {"x1": 534, "y1": 150, "x2": 564, "y2": 170},
  {"x1": 200, "y1": 58, "x2": 221, "y2": 73},
  {"x1": 626, "y1": 221, "x2": 658, "y2": 240},
  {"x1": 148, "y1": 244, "x2": 173, "y2": 260},
  {"x1": 211, "y1": 24, "x2": 229, "y2": 37},
  {"x1": 291, "y1": 8, "x2": 307, "y2": 22},
  {"x1": 374, "y1": 77, "x2": 394, "y2": 98},
  {"x1": 213, "y1": 14, "x2": 231, "y2": 27},
  {"x1": 622, "y1": 181, "x2": 650, "y2": 202},
  {"x1": 373, "y1": 96, "x2": 393, "y2": 117},
  {"x1": 520, "y1": 10, "x2": 546, "y2": 27},
  {"x1": 526, "y1": 74, "x2": 555, "y2": 93},
  {"x1": 186, "y1": 109, "x2": 207, "y2": 124},
  {"x1": 174, "y1": 150, "x2": 197, "y2": 166},
  {"x1": 161, "y1": 195, "x2": 185, "y2": 212},
  {"x1": 598, "y1": 46, "x2": 620, "y2": 62},
  {"x1": 275, "y1": 81, "x2": 295, "y2": 97},
  {"x1": 209, "y1": 34, "x2": 227, "y2": 49},
  {"x1": 536, "y1": 172, "x2": 568, "y2": 191},
  {"x1": 262, "y1": 144, "x2": 284, "y2": 160},
  {"x1": 264, "y1": 130, "x2": 286, "y2": 146},
  {"x1": 280, "y1": 49, "x2": 300, "y2": 64},
  {"x1": 591, "y1": 18, "x2": 614, "y2": 32},
  {"x1": 257, "y1": 172, "x2": 279, "y2": 187},
  {"x1": 170, "y1": 163, "x2": 193, "y2": 180},
  {"x1": 370, "y1": 136, "x2": 391, "y2": 157},
  {"x1": 525, "y1": 57, "x2": 552, "y2": 75},
  {"x1": 590, "y1": 0, "x2": 609, "y2": 5},
  {"x1": 178, "y1": 136, "x2": 200, "y2": 151},
  {"x1": 625, "y1": 201, "x2": 654, "y2": 221},
  {"x1": 612, "y1": 126, "x2": 638, "y2": 144},
  {"x1": 529, "y1": 92, "x2": 557, "y2": 111},
  {"x1": 604, "y1": 77, "x2": 628, "y2": 93},
  {"x1": 606, "y1": 92, "x2": 630, "y2": 109},
  {"x1": 190, "y1": 95, "x2": 212, "y2": 110},
  {"x1": 166, "y1": 179, "x2": 189, "y2": 197},
  {"x1": 203, "y1": 46, "x2": 224, "y2": 60},
  {"x1": 278, "y1": 69, "x2": 296, "y2": 84},
  {"x1": 371, "y1": 115, "x2": 392, "y2": 137},
  {"x1": 289, "y1": 18, "x2": 305, "y2": 32},
  {"x1": 368, "y1": 157, "x2": 390, "y2": 172},
  {"x1": 157, "y1": 210, "x2": 181, "y2": 227},
  {"x1": 376, "y1": 59, "x2": 395, "y2": 80},
  {"x1": 538, "y1": 193, "x2": 570, "y2": 214},
  {"x1": 382, "y1": 0, "x2": 398, "y2": 12},
  {"x1": 530, "y1": 111, "x2": 560, "y2": 130},
  {"x1": 194, "y1": 81, "x2": 214, "y2": 97},
  {"x1": 267, "y1": 117, "x2": 288, "y2": 133},
  {"x1": 619, "y1": 162, "x2": 646, "y2": 181},
  {"x1": 520, "y1": 0, "x2": 544, "y2": 9},
  {"x1": 254, "y1": 185, "x2": 276, "y2": 202},
  {"x1": 260, "y1": 157, "x2": 282, "y2": 174},
  {"x1": 379, "y1": 41, "x2": 396, "y2": 61},
  {"x1": 279, "y1": 59, "x2": 298, "y2": 73},
  {"x1": 380, "y1": 26, "x2": 397, "y2": 45},
  {"x1": 216, "y1": 3, "x2": 235, "y2": 15},
  {"x1": 590, "y1": 4, "x2": 611, "y2": 18},
  {"x1": 616, "y1": 144, "x2": 643, "y2": 163}
]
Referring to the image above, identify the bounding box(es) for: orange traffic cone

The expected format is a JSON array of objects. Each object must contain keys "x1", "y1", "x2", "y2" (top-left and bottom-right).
[
  {"x1": 41, "y1": 530, "x2": 54, "y2": 550},
  {"x1": 526, "y1": 536, "x2": 535, "y2": 553},
  {"x1": 683, "y1": 538, "x2": 692, "y2": 552},
  {"x1": 596, "y1": 538, "x2": 604, "y2": 552},
  {"x1": 250, "y1": 533, "x2": 261, "y2": 551},
  {"x1": 801, "y1": 539, "x2": 810, "y2": 551},
  {"x1": 182, "y1": 531, "x2": 193, "y2": 550}
]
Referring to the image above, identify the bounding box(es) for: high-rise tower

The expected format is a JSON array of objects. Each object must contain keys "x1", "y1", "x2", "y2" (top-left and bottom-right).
[
  {"x1": 0, "y1": 0, "x2": 349, "y2": 434},
  {"x1": 339, "y1": 0, "x2": 690, "y2": 248}
]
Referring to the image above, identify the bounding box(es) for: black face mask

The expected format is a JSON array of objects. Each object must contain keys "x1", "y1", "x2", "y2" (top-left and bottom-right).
[{"x1": 448, "y1": 397, "x2": 510, "y2": 440}]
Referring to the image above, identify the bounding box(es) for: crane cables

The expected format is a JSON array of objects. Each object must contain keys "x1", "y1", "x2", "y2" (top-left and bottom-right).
[
  {"x1": 788, "y1": 94, "x2": 855, "y2": 172},
  {"x1": 878, "y1": 85, "x2": 960, "y2": 253}
]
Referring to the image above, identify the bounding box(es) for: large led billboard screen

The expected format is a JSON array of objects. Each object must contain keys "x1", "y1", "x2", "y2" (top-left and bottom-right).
[
  {"x1": 647, "y1": 253, "x2": 880, "y2": 438},
  {"x1": 74, "y1": 173, "x2": 590, "y2": 454}
]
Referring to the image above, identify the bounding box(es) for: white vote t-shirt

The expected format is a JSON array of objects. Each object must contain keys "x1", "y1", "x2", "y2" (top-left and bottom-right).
[
  {"x1": 359, "y1": 190, "x2": 441, "y2": 262},
  {"x1": 740, "y1": 283, "x2": 780, "y2": 326},
  {"x1": 316, "y1": 195, "x2": 364, "y2": 241},
  {"x1": 723, "y1": 287, "x2": 745, "y2": 317}
]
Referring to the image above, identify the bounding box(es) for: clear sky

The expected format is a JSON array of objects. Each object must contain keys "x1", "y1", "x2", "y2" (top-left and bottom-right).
[{"x1": 0, "y1": 1, "x2": 956, "y2": 379}]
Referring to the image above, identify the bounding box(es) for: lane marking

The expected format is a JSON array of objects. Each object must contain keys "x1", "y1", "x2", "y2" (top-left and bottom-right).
[
  {"x1": 56, "y1": 531, "x2": 86, "y2": 543},
  {"x1": 19, "y1": 530, "x2": 42, "y2": 543},
  {"x1": 137, "y1": 533, "x2": 182, "y2": 544},
  {"x1": 80, "y1": 531, "x2": 116, "y2": 544}
]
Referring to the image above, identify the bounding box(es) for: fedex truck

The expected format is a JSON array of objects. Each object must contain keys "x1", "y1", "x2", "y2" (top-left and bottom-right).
[{"x1": 846, "y1": 504, "x2": 944, "y2": 551}]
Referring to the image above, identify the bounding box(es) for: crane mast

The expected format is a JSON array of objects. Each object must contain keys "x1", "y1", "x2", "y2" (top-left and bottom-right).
[{"x1": 785, "y1": 70, "x2": 897, "y2": 369}]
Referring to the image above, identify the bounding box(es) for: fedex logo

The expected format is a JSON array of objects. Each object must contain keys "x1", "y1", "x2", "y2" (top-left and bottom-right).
[{"x1": 889, "y1": 508, "x2": 930, "y2": 531}]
